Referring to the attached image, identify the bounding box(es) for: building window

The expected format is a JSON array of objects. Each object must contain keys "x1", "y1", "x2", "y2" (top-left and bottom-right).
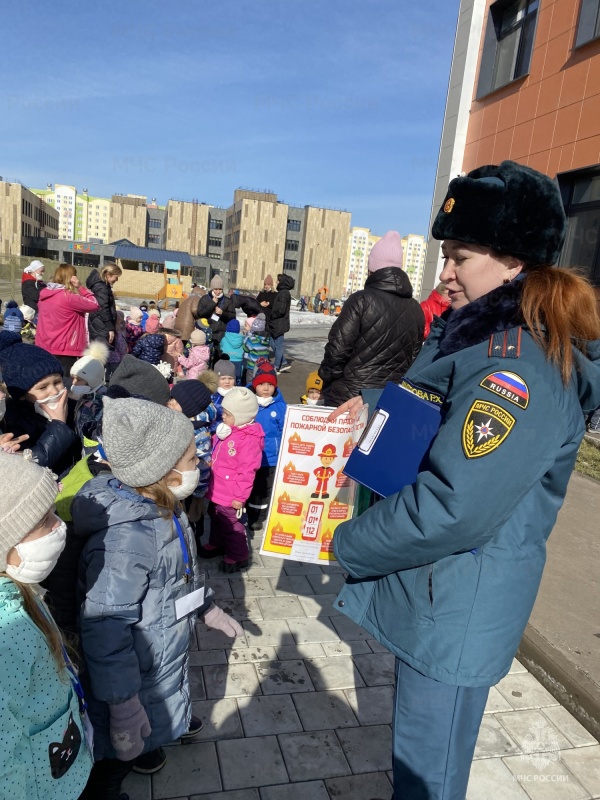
[
  {"x1": 576, "y1": 0, "x2": 600, "y2": 46},
  {"x1": 209, "y1": 218, "x2": 223, "y2": 230},
  {"x1": 287, "y1": 219, "x2": 301, "y2": 232},
  {"x1": 148, "y1": 234, "x2": 161, "y2": 244},
  {"x1": 558, "y1": 168, "x2": 600, "y2": 287},
  {"x1": 209, "y1": 237, "x2": 222, "y2": 248},
  {"x1": 286, "y1": 239, "x2": 299, "y2": 251},
  {"x1": 149, "y1": 218, "x2": 161, "y2": 228},
  {"x1": 476, "y1": 0, "x2": 538, "y2": 99},
  {"x1": 283, "y1": 259, "x2": 297, "y2": 271}
]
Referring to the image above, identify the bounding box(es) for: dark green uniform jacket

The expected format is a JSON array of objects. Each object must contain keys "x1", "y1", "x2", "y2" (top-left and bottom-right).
[{"x1": 334, "y1": 280, "x2": 600, "y2": 688}]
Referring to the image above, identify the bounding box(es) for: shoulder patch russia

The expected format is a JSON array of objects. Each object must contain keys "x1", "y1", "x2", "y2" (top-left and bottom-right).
[
  {"x1": 479, "y1": 371, "x2": 529, "y2": 409},
  {"x1": 462, "y1": 399, "x2": 516, "y2": 459}
]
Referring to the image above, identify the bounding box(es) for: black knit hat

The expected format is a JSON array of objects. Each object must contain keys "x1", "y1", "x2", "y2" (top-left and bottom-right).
[
  {"x1": 0, "y1": 332, "x2": 63, "y2": 399},
  {"x1": 109, "y1": 355, "x2": 170, "y2": 406},
  {"x1": 170, "y1": 380, "x2": 212, "y2": 418},
  {"x1": 432, "y1": 160, "x2": 567, "y2": 265}
]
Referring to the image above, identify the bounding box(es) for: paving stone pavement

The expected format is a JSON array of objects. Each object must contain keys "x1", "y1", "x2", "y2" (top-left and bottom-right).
[{"x1": 122, "y1": 553, "x2": 600, "y2": 800}]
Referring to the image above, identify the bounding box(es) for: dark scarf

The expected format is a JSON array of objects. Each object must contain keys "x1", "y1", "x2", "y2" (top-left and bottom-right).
[{"x1": 439, "y1": 277, "x2": 524, "y2": 357}]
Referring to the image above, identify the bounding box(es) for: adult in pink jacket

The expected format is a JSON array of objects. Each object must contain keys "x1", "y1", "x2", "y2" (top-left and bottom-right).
[
  {"x1": 35, "y1": 264, "x2": 100, "y2": 373},
  {"x1": 203, "y1": 387, "x2": 264, "y2": 573}
]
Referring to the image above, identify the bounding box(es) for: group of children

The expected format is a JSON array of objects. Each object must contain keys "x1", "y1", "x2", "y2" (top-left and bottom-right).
[{"x1": 0, "y1": 298, "x2": 328, "y2": 799}]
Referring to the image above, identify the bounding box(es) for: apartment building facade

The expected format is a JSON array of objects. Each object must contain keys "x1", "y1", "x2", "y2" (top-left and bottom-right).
[
  {"x1": 423, "y1": 0, "x2": 600, "y2": 295},
  {"x1": 401, "y1": 233, "x2": 427, "y2": 296},
  {"x1": 223, "y1": 189, "x2": 351, "y2": 299},
  {"x1": 345, "y1": 227, "x2": 381, "y2": 296},
  {"x1": 0, "y1": 179, "x2": 59, "y2": 257}
]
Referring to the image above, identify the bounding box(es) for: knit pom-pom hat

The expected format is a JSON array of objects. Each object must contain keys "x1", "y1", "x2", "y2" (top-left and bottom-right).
[
  {"x1": 71, "y1": 341, "x2": 109, "y2": 391},
  {"x1": 214, "y1": 357, "x2": 236, "y2": 379},
  {"x1": 129, "y1": 306, "x2": 143, "y2": 322},
  {"x1": 252, "y1": 358, "x2": 277, "y2": 389},
  {"x1": 101, "y1": 396, "x2": 194, "y2": 487},
  {"x1": 368, "y1": 231, "x2": 404, "y2": 272},
  {"x1": 210, "y1": 274, "x2": 224, "y2": 290},
  {"x1": 226, "y1": 319, "x2": 241, "y2": 333},
  {"x1": 109, "y1": 354, "x2": 170, "y2": 405},
  {"x1": 251, "y1": 313, "x2": 266, "y2": 333}
]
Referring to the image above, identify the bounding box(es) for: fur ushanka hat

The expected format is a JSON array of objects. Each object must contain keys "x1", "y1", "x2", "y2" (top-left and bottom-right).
[{"x1": 432, "y1": 160, "x2": 567, "y2": 265}]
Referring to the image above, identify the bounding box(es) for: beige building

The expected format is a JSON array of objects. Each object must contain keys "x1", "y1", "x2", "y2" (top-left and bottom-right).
[
  {"x1": 345, "y1": 227, "x2": 382, "y2": 296},
  {"x1": 224, "y1": 190, "x2": 289, "y2": 289},
  {"x1": 0, "y1": 180, "x2": 59, "y2": 257},
  {"x1": 222, "y1": 189, "x2": 351, "y2": 299},
  {"x1": 401, "y1": 234, "x2": 427, "y2": 296},
  {"x1": 298, "y1": 206, "x2": 351, "y2": 301},
  {"x1": 165, "y1": 200, "x2": 211, "y2": 255},
  {"x1": 109, "y1": 194, "x2": 148, "y2": 245}
]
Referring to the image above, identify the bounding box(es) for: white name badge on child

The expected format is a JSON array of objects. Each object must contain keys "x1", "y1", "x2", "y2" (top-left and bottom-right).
[
  {"x1": 210, "y1": 313, "x2": 220, "y2": 322},
  {"x1": 175, "y1": 574, "x2": 206, "y2": 620}
]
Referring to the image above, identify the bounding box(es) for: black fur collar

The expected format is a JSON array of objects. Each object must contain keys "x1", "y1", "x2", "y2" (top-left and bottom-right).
[{"x1": 438, "y1": 279, "x2": 524, "y2": 356}]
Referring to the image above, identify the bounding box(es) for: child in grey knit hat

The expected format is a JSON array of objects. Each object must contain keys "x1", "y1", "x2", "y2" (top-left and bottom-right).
[
  {"x1": 0, "y1": 452, "x2": 93, "y2": 795},
  {"x1": 71, "y1": 397, "x2": 242, "y2": 793}
]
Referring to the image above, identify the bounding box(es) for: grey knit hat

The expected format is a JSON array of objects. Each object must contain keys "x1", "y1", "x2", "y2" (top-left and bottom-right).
[
  {"x1": 102, "y1": 397, "x2": 194, "y2": 487},
  {"x1": 0, "y1": 452, "x2": 58, "y2": 571},
  {"x1": 221, "y1": 387, "x2": 258, "y2": 427},
  {"x1": 214, "y1": 358, "x2": 236, "y2": 379},
  {"x1": 109, "y1": 354, "x2": 170, "y2": 405}
]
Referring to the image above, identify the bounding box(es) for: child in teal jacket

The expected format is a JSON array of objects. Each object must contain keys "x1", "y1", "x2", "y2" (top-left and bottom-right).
[{"x1": 0, "y1": 451, "x2": 93, "y2": 799}]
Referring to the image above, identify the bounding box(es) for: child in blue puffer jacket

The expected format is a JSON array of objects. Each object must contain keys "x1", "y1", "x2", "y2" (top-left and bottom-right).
[
  {"x1": 247, "y1": 360, "x2": 287, "y2": 532},
  {"x1": 220, "y1": 319, "x2": 244, "y2": 384}
]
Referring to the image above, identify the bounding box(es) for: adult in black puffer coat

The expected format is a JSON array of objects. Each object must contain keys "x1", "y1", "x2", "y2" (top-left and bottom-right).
[
  {"x1": 318, "y1": 231, "x2": 424, "y2": 407},
  {"x1": 269, "y1": 273, "x2": 295, "y2": 372},
  {"x1": 86, "y1": 263, "x2": 122, "y2": 345}
]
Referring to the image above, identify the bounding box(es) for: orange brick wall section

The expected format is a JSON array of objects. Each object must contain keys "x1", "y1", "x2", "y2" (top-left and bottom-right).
[{"x1": 463, "y1": 0, "x2": 600, "y2": 176}]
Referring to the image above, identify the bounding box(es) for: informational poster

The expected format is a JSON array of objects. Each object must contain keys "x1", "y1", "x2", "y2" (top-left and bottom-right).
[{"x1": 260, "y1": 404, "x2": 369, "y2": 564}]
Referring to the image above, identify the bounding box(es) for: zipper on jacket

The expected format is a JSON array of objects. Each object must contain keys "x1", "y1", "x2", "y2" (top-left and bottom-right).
[{"x1": 428, "y1": 565, "x2": 434, "y2": 607}]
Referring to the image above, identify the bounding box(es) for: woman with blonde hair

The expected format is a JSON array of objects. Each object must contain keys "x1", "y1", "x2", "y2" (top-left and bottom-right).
[
  {"x1": 332, "y1": 161, "x2": 600, "y2": 800},
  {"x1": 35, "y1": 264, "x2": 99, "y2": 373},
  {"x1": 86, "y1": 261, "x2": 122, "y2": 347}
]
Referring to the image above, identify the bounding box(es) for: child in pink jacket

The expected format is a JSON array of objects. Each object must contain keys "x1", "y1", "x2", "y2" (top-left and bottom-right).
[
  {"x1": 200, "y1": 387, "x2": 264, "y2": 572},
  {"x1": 178, "y1": 328, "x2": 210, "y2": 379}
]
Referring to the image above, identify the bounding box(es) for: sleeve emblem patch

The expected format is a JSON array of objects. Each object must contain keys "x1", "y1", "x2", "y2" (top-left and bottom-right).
[
  {"x1": 479, "y1": 371, "x2": 529, "y2": 408},
  {"x1": 462, "y1": 399, "x2": 516, "y2": 459}
]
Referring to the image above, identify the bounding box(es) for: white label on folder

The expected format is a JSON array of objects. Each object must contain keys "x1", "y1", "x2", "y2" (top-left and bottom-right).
[{"x1": 357, "y1": 409, "x2": 389, "y2": 455}]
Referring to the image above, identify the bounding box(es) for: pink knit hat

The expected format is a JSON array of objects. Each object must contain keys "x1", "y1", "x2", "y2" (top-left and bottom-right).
[{"x1": 368, "y1": 231, "x2": 404, "y2": 272}]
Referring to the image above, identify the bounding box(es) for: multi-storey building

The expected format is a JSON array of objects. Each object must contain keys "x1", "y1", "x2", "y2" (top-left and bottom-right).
[
  {"x1": 223, "y1": 189, "x2": 351, "y2": 299},
  {"x1": 401, "y1": 234, "x2": 427, "y2": 296},
  {"x1": 0, "y1": 179, "x2": 59, "y2": 257},
  {"x1": 423, "y1": 0, "x2": 600, "y2": 296},
  {"x1": 109, "y1": 194, "x2": 148, "y2": 246},
  {"x1": 164, "y1": 200, "x2": 227, "y2": 262},
  {"x1": 345, "y1": 227, "x2": 381, "y2": 296},
  {"x1": 33, "y1": 184, "x2": 77, "y2": 240}
]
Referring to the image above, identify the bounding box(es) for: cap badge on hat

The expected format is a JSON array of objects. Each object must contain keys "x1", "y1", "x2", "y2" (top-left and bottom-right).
[{"x1": 443, "y1": 198, "x2": 456, "y2": 213}]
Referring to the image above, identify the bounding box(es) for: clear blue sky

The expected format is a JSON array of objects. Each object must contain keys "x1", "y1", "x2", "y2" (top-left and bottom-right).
[{"x1": 2, "y1": 0, "x2": 458, "y2": 237}]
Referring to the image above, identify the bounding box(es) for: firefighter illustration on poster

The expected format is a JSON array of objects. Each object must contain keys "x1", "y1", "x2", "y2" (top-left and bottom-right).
[{"x1": 311, "y1": 444, "x2": 336, "y2": 499}]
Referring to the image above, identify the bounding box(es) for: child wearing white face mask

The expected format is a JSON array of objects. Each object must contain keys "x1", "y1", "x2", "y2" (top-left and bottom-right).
[
  {"x1": 0, "y1": 332, "x2": 79, "y2": 475},
  {"x1": 72, "y1": 397, "x2": 241, "y2": 798},
  {"x1": 0, "y1": 451, "x2": 93, "y2": 798},
  {"x1": 69, "y1": 340, "x2": 109, "y2": 452}
]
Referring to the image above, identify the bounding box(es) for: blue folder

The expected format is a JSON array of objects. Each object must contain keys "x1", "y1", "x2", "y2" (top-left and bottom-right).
[{"x1": 344, "y1": 381, "x2": 442, "y2": 497}]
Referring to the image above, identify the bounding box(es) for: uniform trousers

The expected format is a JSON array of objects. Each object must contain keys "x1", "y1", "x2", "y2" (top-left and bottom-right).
[{"x1": 392, "y1": 658, "x2": 489, "y2": 800}]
